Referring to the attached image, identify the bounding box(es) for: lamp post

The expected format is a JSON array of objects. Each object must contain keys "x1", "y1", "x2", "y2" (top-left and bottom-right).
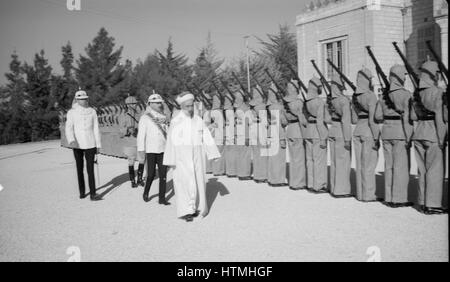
[{"x1": 244, "y1": 35, "x2": 251, "y2": 93}]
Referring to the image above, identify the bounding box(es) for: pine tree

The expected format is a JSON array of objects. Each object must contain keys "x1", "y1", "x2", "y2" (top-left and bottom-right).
[
  {"x1": 156, "y1": 39, "x2": 192, "y2": 96},
  {"x1": 23, "y1": 50, "x2": 58, "y2": 141},
  {"x1": 193, "y1": 33, "x2": 223, "y2": 92},
  {"x1": 132, "y1": 53, "x2": 165, "y2": 103},
  {"x1": 75, "y1": 27, "x2": 128, "y2": 106},
  {"x1": 1, "y1": 52, "x2": 30, "y2": 144},
  {"x1": 256, "y1": 24, "x2": 297, "y2": 88},
  {"x1": 52, "y1": 42, "x2": 78, "y2": 111}
]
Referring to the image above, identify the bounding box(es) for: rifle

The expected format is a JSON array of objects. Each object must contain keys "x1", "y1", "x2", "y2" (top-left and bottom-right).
[
  {"x1": 192, "y1": 82, "x2": 213, "y2": 108},
  {"x1": 392, "y1": 41, "x2": 433, "y2": 116},
  {"x1": 263, "y1": 68, "x2": 285, "y2": 101},
  {"x1": 282, "y1": 61, "x2": 309, "y2": 101},
  {"x1": 311, "y1": 60, "x2": 331, "y2": 94},
  {"x1": 280, "y1": 59, "x2": 307, "y2": 93},
  {"x1": 425, "y1": 41, "x2": 448, "y2": 107},
  {"x1": 311, "y1": 60, "x2": 335, "y2": 113},
  {"x1": 364, "y1": 46, "x2": 398, "y2": 112},
  {"x1": 392, "y1": 42, "x2": 419, "y2": 88},
  {"x1": 210, "y1": 80, "x2": 225, "y2": 105},
  {"x1": 162, "y1": 94, "x2": 179, "y2": 110},
  {"x1": 219, "y1": 78, "x2": 236, "y2": 104},
  {"x1": 250, "y1": 75, "x2": 268, "y2": 101},
  {"x1": 426, "y1": 40, "x2": 448, "y2": 80},
  {"x1": 326, "y1": 58, "x2": 357, "y2": 92},
  {"x1": 264, "y1": 68, "x2": 300, "y2": 118},
  {"x1": 231, "y1": 72, "x2": 252, "y2": 101}
]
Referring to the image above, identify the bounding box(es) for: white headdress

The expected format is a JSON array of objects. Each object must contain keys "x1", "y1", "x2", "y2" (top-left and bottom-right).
[{"x1": 176, "y1": 92, "x2": 194, "y2": 104}]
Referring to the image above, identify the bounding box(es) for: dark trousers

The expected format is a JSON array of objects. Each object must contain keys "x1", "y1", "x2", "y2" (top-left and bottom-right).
[
  {"x1": 73, "y1": 148, "x2": 96, "y2": 197},
  {"x1": 144, "y1": 152, "x2": 167, "y2": 201}
]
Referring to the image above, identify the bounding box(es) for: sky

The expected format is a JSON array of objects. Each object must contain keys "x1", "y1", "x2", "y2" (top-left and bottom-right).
[{"x1": 0, "y1": 0, "x2": 309, "y2": 84}]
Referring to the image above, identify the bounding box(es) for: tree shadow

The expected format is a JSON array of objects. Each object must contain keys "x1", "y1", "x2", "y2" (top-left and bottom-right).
[{"x1": 206, "y1": 177, "x2": 230, "y2": 212}]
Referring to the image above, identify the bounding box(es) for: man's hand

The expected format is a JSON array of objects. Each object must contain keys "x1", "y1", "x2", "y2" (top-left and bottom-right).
[
  {"x1": 319, "y1": 140, "x2": 327, "y2": 149},
  {"x1": 406, "y1": 141, "x2": 412, "y2": 149},
  {"x1": 373, "y1": 139, "x2": 380, "y2": 151},
  {"x1": 96, "y1": 148, "x2": 100, "y2": 154},
  {"x1": 280, "y1": 139, "x2": 287, "y2": 149},
  {"x1": 68, "y1": 141, "x2": 77, "y2": 148},
  {"x1": 344, "y1": 140, "x2": 352, "y2": 151}
]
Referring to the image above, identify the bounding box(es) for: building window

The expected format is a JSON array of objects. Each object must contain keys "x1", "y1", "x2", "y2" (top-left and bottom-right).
[{"x1": 321, "y1": 37, "x2": 347, "y2": 81}]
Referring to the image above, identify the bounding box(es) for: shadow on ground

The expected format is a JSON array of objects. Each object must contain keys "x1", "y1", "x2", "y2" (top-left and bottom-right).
[
  {"x1": 206, "y1": 177, "x2": 230, "y2": 212},
  {"x1": 96, "y1": 168, "x2": 160, "y2": 198}
]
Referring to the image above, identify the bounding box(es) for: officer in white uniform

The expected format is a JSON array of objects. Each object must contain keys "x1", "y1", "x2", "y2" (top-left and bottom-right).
[{"x1": 65, "y1": 90, "x2": 102, "y2": 201}]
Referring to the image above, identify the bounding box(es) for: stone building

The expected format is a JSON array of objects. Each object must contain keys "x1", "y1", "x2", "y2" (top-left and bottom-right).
[{"x1": 295, "y1": 0, "x2": 448, "y2": 93}]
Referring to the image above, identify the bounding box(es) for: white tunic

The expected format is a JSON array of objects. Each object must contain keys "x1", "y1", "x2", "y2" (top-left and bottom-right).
[
  {"x1": 163, "y1": 111, "x2": 220, "y2": 218},
  {"x1": 136, "y1": 109, "x2": 167, "y2": 153},
  {"x1": 65, "y1": 104, "x2": 101, "y2": 149}
]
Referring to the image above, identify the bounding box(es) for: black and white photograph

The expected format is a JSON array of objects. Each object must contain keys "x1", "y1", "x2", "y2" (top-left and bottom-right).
[{"x1": 0, "y1": 0, "x2": 448, "y2": 264}]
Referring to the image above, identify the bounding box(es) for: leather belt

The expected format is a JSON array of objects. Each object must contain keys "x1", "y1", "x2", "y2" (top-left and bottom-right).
[
  {"x1": 418, "y1": 115, "x2": 435, "y2": 121},
  {"x1": 384, "y1": 116, "x2": 401, "y2": 120},
  {"x1": 331, "y1": 117, "x2": 341, "y2": 122},
  {"x1": 288, "y1": 119, "x2": 299, "y2": 124},
  {"x1": 358, "y1": 115, "x2": 369, "y2": 119}
]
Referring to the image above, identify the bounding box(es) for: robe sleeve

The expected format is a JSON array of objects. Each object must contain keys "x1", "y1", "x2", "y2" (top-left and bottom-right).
[
  {"x1": 162, "y1": 122, "x2": 177, "y2": 166},
  {"x1": 202, "y1": 120, "x2": 220, "y2": 160}
]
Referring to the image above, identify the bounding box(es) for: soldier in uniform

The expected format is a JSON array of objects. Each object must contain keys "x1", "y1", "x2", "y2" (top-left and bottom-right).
[
  {"x1": 223, "y1": 88, "x2": 237, "y2": 177},
  {"x1": 234, "y1": 89, "x2": 253, "y2": 180},
  {"x1": 351, "y1": 68, "x2": 381, "y2": 202},
  {"x1": 410, "y1": 61, "x2": 447, "y2": 214},
  {"x1": 266, "y1": 83, "x2": 288, "y2": 187},
  {"x1": 249, "y1": 85, "x2": 269, "y2": 183},
  {"x1": 374, "y1": 65, "x2": 414, "y2": 208},
  {"x1": 201, "y1": 92, "x2": 214, "y2": 174},
  {"x1": 119, "y1": 95, "x2": 140, "y2": 188},
  {"x1": 209, "y1": 93, "x2": 226, "y2": 176},
  {"x1": 283, "y1": 80, "x2": 307, "y2": 190},
  {"x1": 304, "y1": 77, "x2": 328, "y2": 193},
  {"x1": 327, "y1": 74, "x2": 352, "y2": 197}
]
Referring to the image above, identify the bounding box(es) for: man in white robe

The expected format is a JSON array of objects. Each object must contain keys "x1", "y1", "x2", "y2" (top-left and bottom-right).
[{"x1": 163, "y1": 92, "x2": 220, "y2": 222}]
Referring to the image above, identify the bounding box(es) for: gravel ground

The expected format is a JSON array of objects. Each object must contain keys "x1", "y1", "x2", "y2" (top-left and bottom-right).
[{"x1": 0, "y1": 140, "x2": 447, "y2": 262}]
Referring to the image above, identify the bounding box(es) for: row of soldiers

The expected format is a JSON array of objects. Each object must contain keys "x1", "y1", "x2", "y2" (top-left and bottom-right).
[
  {"x1": 180, "y1": 57, "x2": 447, "y2": 216},
  {"x1": 113, "y1": 42, "x2": 446, "y2": 215}
]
